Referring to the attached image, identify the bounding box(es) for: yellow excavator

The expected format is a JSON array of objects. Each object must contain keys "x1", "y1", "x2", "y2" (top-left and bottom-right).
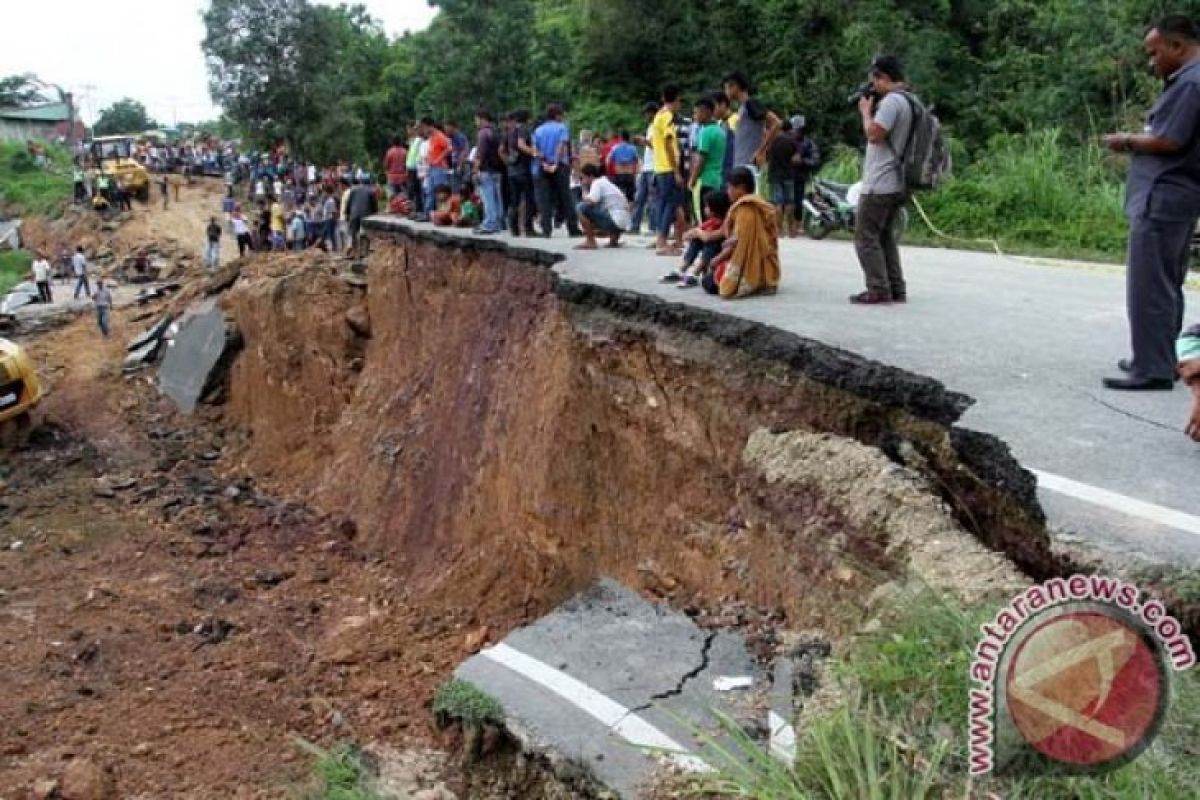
[
  {"x1": 90, "y1": 135, "x2": 151, "y2": 201},
  {"x1": 0, "y1": 336, "x2": 42, "y2": 442}
]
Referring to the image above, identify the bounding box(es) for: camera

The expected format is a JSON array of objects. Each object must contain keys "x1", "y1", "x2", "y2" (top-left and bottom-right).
[{"x1": 848, "y1": 82, "x2": 878, "y2": 105}]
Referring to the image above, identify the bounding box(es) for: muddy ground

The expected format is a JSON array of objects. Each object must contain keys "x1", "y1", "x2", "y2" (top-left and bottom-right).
[{"x1": 1, "y1": 185, "x2": 470, "y2": 799}]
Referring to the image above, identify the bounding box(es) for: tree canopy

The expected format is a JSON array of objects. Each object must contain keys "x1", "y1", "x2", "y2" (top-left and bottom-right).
[
  {"x1": 0, "y1": 74, "x2": 47, "y2": 108},
  {"x1": 203, "y1": 0, "x2": 1200, "y2": 163},
  {"x1": 93, "y1": 98, "x2": 156, "y2": 136}
]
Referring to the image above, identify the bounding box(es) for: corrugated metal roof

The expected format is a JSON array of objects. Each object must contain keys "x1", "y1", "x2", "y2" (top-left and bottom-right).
[{"x1": 0, "y1": 102, "x2": 72, "y2": 122}]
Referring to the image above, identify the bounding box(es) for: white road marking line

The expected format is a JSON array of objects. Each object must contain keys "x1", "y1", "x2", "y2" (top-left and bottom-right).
[
  {"x1": 1034, "y1": 470, "x2": 1200, "y2": 538},
  {"x1": 768, "y1": 710, "x2": 796, "y2": 763},
  {"x1": 481, "y1": 642, "x2": 712, "y2": 772}
]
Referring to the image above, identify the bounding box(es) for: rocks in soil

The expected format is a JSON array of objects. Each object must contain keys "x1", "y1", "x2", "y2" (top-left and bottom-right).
[
  {"x1": 345, "y1": 305, "x2": 372, "y2": 338},
  {"x1": 176, "y1": 618, "x2": 236, "y2": 647},
  {"x1": 60, "y1": 758, "x2": 114, "y2": 800},
  {"x1": 252, "y1": 569, "x2": 291, "y2": 588}
]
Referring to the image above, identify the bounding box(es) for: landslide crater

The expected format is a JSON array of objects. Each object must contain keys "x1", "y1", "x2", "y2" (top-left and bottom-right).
[{"x1": 221, "y1": 222, "x2": 1049, "y2": 632}]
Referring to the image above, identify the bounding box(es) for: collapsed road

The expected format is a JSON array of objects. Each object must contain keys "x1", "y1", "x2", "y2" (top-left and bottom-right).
[{"x1": 371, "y1": 218, "x2": 1200, "y2": 571}]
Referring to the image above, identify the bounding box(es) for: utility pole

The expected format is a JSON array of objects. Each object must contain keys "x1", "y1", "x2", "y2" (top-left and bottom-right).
[{"x1": 64, "y1": 91, "x2": 75, "y2": 148}]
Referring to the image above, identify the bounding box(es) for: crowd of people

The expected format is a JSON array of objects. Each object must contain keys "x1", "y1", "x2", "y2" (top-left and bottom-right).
[
  {"x1": 218, "y1": 162, "x2": 381, "y2": 259},
  {"x1": 370, "y1": 73, "x2": 823, "y2": 300}
]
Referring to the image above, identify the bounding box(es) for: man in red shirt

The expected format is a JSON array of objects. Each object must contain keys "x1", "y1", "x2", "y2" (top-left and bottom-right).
[
  {"x1": 420, "y1": 117, "x2": 452, "y2": 216},
  {"x1": 383, "y1": 135, "x2": 408, "y2": 200}
]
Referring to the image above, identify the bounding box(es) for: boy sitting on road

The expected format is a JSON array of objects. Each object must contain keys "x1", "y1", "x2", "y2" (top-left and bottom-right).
[
  {"x1": 661, "y1": 190, "x2": 731, "y2": 288},
  {"x1": 575, "y1": 163, "x2": 631, "y2": 250}
]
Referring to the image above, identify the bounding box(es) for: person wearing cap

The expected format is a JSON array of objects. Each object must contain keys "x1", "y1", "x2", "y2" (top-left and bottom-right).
[{"x1": 851, "y1": 54, "x2": 913, "y2": 305}]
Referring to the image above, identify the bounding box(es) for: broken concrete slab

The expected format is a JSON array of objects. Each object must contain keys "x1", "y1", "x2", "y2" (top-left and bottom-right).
[
  {"x1": 135, "y1": 283, "x2": 181, "y2": 306},
  {"x1": 158, "y1": 302, "x2": 233, "y2": 414},
  {"x1": 124, "y1": 339, "x2": 160, "y2": 373},
  {"x1": 0, "y1": 219, "x2": 22, "y2": 251},
  {"x1": 127, "y1": 313, "x2": 174, "y2": 353},
  {"x1": 456, "y1": 579, "x2": 767, "y2": 799},
  {"x1": 1, "y1": 282, "x2": 40, "y2": 316}
]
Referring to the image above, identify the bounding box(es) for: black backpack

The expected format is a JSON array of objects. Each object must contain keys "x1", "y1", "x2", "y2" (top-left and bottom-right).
[{"x1": 890, "y1": 91, "x2": 951, "y2": 193}]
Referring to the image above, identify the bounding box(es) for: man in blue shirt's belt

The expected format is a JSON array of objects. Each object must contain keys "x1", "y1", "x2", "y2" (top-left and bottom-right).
[{"x1": 1103, "y1": 16, "x2": 1200, "y2": 391}]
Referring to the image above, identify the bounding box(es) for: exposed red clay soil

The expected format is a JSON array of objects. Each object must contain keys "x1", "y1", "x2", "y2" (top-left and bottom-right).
[{"x1": 226, "y1": 232, "x2": 1033, "y2": 632}]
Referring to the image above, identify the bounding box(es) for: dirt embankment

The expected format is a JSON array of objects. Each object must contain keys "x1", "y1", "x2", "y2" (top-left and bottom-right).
[{"x1": 225, "y1": 225, "x2": 1044, "y2": 636}]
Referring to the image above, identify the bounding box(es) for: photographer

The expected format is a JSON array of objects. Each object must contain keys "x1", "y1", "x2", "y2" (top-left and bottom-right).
[{"x1": 850, "y1": 55, "x2": 912, "y2": 305}]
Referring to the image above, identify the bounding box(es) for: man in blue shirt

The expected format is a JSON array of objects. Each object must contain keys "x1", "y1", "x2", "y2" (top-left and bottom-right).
[
  {"x1": 532, "y1": 104, "x2": 581, "y2": 238},
  {"x1": 1102, "y1": 16, "x2": 1200, "y2": 390}
]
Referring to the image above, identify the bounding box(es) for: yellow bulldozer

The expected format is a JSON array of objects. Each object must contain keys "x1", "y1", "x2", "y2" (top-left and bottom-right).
[
  {"x1": 90, "y1": 135, "x2": 151, "y2": 201},
  {"x1": 0, "y1": 336, "x2": 42, "y2": 443}
]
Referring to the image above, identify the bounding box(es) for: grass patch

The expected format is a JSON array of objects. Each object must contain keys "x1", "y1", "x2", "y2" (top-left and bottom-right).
[
  {"x1": 294, "y1": 740, "x2": 382, "y2": 800},
  {"x1": 0, "y1": 249, "x2": 32, "y2": 293},
  {"x1": 0, "y1": 141, "x2": 72, "y2": 218},
  {"x1": 687, "y1": 589, "x2": 1199, "y2": 799},
  {"x1": 432, "y1": 678, "x2": 504, "y2": 728},
  {"x1": 817, "y1": 128, "x2": 1129, "y2": 262}
]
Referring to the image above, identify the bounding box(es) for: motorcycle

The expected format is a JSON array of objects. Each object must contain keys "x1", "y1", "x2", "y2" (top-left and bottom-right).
[{"x1": 801, "y1": 178, "x2": 908, "y2": 241}]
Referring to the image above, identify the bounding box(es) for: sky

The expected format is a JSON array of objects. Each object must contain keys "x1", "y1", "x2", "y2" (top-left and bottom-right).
[{"x1": 0, "y1": 0, "x2": 439, "y2": 126}]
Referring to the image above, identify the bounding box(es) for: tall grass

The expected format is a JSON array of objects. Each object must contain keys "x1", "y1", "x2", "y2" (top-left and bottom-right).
[
  {"x1": 0, "y1": 249, "x2": 32, "y2": 294},
  {"x1": 817, "y1": 128, "x2": 1129, "y2": 261},
  {"x1": 293, "y1": 739, "x2": 382, "y2": 800},
  {"x1": 685, "y1": 589, "x2": 1199, "y2": 799},
  {"x1": 0, "y1": 141, "x2": 72, "y2": 218}
]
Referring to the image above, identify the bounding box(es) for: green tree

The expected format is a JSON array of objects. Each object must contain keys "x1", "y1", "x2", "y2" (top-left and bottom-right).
[
  {"x1": 0, "y1": 74, "x2": 45, "y2": 108},
  {"x1": 203, "y1": 0, "x2": 311, "y2": 148},
  {"x1": 93, "y1": 98, "x2": 156, "y2": 136}
]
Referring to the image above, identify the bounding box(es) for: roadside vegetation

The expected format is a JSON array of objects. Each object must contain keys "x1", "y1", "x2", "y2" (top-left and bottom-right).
[
  {"x1": 0, "y1": 248, "x2": 32, "y2": 294},
  {"x1": 685, "y1": 590, "x2": 1199, "y2": 799},
  {"x1": 0, "y1": 141, "x2": 72, "y2": 219},
  {"x1": 821, "y1": 131, "x2": 1129, "y2": 263},
  {"x1": 295, "y1": 740, "x2": 382, "y2": 800}
]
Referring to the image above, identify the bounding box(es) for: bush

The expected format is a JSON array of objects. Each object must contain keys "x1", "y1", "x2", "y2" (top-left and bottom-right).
[
  {"x1": 294, "y1": 740, "x2": 381, "y2": 800},
  {"x1": 7, "y1": 149, "x2": 37, "y2": 174},
  {"x1": 811, "y1": 128, "x2": 1129, "y2": 261},
  {"x1": 0, "y1": 141, "x2": 72, "y2": 218},
  {"x1": 0, "y1": 249, "x2": 33, "y2": 294},
  {"x1": 432, "y1": 678, "x2": 504, "y2": 728}
]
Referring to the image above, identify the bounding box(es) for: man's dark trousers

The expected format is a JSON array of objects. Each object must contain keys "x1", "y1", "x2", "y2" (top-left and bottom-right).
[
  {"x1": 1126, "y1": 214, "x2": 1196, "y2": 380},
  {"x1": 855, "y1": 193, "x2": 907, "y2": 298},
  {"x1": 535, "y1": 168, "x2": 580, "y2": 237},
  {"x1": 507, "y1": 173, "x2": 536, "y2": 235}
]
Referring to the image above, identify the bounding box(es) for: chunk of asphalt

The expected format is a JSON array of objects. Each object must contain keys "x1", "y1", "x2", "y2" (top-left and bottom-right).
[
  {"x1": 455, "y1": 578, "x2": 763, "y2": 799},
  {"x1": 159, "y1": 303, "x2": 228, "y2": 414},
  {"x1": 127, "y1": 313, "x2": 174, "y2": 353}
]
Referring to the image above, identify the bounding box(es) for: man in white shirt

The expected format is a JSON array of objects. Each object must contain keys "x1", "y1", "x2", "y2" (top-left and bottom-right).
[
  {"x1": 631, "y1": 101, "x2": 658, "y2": 234},
  {"x1": 71, "y1": 246, "x2": 91, "y2": 299},
  {"x1": 31, "y1": 252, "x2": 53, "y2": 304},
  {"x1": 575, "y1": 163, "x2": 631, "y2": 250}
]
